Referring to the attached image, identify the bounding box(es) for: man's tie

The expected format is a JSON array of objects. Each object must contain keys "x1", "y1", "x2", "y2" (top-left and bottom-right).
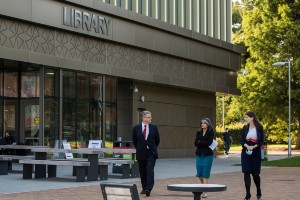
[{"x1": 143, "y1": 125, "x2": 147, "y2": 139}]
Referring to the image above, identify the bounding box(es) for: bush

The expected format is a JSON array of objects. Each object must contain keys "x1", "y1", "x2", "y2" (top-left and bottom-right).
[{"x1": 215, "y1": 137, "x2": 225, "y2": 152}]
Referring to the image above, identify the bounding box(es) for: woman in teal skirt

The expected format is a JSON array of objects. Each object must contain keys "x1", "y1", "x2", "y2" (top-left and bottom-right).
[{"x1": 194, "y1": 118, "x2": 215, "y2": 198}]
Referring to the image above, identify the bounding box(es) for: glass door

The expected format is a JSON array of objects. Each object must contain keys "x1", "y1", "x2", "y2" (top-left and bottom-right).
[{"x1": 20, "y1": 99, "x2": 39, "y2": 145}]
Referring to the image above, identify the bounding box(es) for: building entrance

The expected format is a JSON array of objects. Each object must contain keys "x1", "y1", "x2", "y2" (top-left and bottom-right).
[{"x1": 20, "y1": 99, "x2": 39, "y2": 145}]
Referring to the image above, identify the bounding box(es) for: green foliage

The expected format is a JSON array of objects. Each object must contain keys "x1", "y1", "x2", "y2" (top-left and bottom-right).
[
  {"x1": 217, "y1": 0, "x2": 300, "y2": 147},
  {"x1": 262, "y1": 156, "x2": 300, "y2": 167}
]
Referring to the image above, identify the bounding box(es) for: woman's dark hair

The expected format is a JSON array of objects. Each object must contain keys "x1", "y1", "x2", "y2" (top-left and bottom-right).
[
  {"x1": 245, "y1": 111, "x2": 263, "y2": 130},
  {"x1": 201, "y1": 117, "x2": 213, "y2": 133}
]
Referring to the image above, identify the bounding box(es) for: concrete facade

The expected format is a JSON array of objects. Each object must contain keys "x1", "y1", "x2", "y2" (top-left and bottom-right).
[{"x1": 0, "y1": 0, "x2": 243, "y2": 158}]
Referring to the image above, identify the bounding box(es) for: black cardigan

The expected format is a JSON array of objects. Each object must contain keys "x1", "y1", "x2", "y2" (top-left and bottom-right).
[{"x1": 194, "y1": 128, "x2": 214, "y2": 156}]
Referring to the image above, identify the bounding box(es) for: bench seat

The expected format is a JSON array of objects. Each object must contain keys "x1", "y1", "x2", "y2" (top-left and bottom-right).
[
  {"x1": 98, "y1": 159, "x2": 135, "y2": 180},
  {"x1": 0, "y1": 157, "x2": 13, "y2": 175},
  {"x1": 19, "y1": 159, "x2": 90, "y2": 182},
  {"x1": 0, "y1": 155, "x2": 35, "y2": 172},
  {"x1": 0, "y1": 155, "x2": 35, "y2": 160}
]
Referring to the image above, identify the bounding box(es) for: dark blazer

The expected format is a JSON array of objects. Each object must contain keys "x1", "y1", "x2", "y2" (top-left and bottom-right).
[
  {"x1": 132, "y1": 123, "x2": 160, "y2": 160},
  {"x1": 194, "y1": 128, "x2": 214, "y2": 156},
  {"x1": 240, "y1": 125, "x2": 264, "y2": 154}
]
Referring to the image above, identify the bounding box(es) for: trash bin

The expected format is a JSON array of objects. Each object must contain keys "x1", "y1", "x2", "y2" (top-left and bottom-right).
[
  {"x1": 261, "y1": 142, "x2": 268, "y2": 161},
  {"x1": 112, "y1": 140, "x2": 135, "y2": 173}
]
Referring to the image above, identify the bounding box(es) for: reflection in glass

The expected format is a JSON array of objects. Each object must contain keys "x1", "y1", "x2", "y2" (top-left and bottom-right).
[
  {"x1": 21, "y1": 71, "x2": 40, "y2": 97},
  {"x1": 44, "y1": 98, "x2": 59, "y2": 147},
  {"x1": 63, "y1": 99, "x2": 76, "y2": 144},
  {"x1": 24, "y1": 104, "x2": 39, "y2": 145},
  {"x1": 45, "y1": 69, "x2": 59, "y2": 97},
  {"x1": 90, "y1": 75, "x2": 102, "y2": 100},
  {"x1": 4, "y1": 71, "x2": 18, "y2": 97},
  {"x1": 77, "y1": 73, "x2": 89, "y2": 99},
  {"x1": 4, "y1": 100, "x2": 17, "y2": 135},
  {"x1": 76, "y1": 101, "x2": 89, "y2": 148},
  {"x1": 90, "y1": 101, "x2": 102, "y2": 142},
  {"x1": 105, "y1": 77, "x2": 117, "y2": 102},
  {"x1": 104, "y1": 77, "x2": 117, "y2": 143},
  {"x1": 63, "y1": 71, "x2": 75, "y2": 98}
]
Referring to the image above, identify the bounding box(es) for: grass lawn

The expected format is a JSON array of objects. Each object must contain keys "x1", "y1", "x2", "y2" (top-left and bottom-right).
[
  {"x1": 230, "y1": 144, "x2": 296, "y2": 151},
  {"x1": 261, "y1": 156, "x2": 300, "y2": 167}
]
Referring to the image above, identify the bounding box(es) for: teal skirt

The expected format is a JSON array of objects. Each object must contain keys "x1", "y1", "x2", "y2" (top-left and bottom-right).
[{"x1": 196, "y1": 154, "x2": 213, "y2": 178}]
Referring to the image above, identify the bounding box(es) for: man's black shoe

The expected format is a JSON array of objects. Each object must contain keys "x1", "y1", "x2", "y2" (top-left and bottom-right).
[
  {"x1": 140, "y1": 190, "x2": 146, "y2": 194},
  {"x1": 145, "y1": 190, "x2": 151, "y2": 197}
]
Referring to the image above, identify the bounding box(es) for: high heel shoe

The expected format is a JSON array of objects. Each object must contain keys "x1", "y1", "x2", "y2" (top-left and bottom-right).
[
  {"x1": 244, "y1": 194, "x2": 251, "y2": 200},
  {"x1": 257, "y1": 189, "x2": 262, "y2": 199}
]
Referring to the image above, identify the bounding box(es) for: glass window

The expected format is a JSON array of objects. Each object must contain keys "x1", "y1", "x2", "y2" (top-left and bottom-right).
[
  {"x1": 44, "y1": 98, "x2": 59, "y2": 147},
  {"x1": 76, "y1": 101, "x2": 89, "y2": 148},
  {"x1": 4, "y1": 99, "x2": 17, "y2": 137},
  {"x1": 21, "y1": 71, "x2": 40, "y2": 98},
  {"x1": 90, "y1": 75, "x2": 103, "y2": 100},
  {"x1": 77, "y1": 73, "x2": 89, "y2": 99},
  {"x1": 105, "y1": 77, "x2": 117, "y2": 102},
  {"x1": 4, "y1": 71, "x2": 18, "y2": 97},
  {"x1": 89, "y1": 101, "x2": 102, "y2": 141},
  {"x1": 63, "y1": 71, "x2": 76, "y2": 98},
  {"x1": 62, "y1": 99, "x2": 76, "y2": 143},
  {"x1": 105, "y1": 102, "x2": 117, "y2": 142},
  {"x1": 45, "y1": 69, "x2": 60, "y2": 97}
]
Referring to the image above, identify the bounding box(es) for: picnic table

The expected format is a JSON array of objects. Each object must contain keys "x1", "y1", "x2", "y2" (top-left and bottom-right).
[
  {"x1": 0, "y1": 145, "x2": 48, "y2": 175},
  {"x1": 167, "y1": 184, "x2": 227, "y2": 200},
  {"x1": 30, "y1": 147, "x2": 136, "y2": 181}
]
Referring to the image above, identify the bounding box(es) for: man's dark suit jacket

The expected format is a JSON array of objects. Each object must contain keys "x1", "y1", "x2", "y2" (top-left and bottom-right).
[{"x1": 132, "y1": 124, "x2": 160, "y2": 160}]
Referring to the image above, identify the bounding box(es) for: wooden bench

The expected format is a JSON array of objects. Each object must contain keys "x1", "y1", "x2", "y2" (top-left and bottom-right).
[{"x1": 19, "y1": 159, "x2": 90, "y2": 182}]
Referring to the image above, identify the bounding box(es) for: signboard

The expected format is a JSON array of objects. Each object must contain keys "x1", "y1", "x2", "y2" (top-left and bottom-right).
[
  {"x1": 88, "y1": 140, "x2": 102, "y2": 149},
  {"x1": 62, "y1": 141, "x2": 73, "y2": 159}
]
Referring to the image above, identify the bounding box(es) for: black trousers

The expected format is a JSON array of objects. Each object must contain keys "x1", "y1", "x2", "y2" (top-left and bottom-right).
[{"x1": 137, "y1": 150, "x2": 157, "y2": 191}]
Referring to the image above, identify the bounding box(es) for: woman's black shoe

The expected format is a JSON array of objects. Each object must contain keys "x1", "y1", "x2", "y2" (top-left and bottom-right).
[
  {"x1": 244, "y1": 194, "x2": 251, "y2": 200},
  {"x1": 257, "y1": 194, "x2": 262, "y2": 199}
]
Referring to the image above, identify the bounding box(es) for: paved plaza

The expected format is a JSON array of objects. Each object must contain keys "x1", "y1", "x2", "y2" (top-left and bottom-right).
[{"x1": 0, "y1": 151, "x2": 299, "y2": 200}]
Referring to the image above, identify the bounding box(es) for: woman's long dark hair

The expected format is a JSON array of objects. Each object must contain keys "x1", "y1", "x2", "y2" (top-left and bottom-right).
[{"x1": 245, "y1": 111, "x2": 263, "y2": 130}]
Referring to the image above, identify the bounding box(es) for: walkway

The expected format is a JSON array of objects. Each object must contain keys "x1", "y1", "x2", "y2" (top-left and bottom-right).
[{"x1": 0, "y1": 151, "x2": 299, "y2": 199}]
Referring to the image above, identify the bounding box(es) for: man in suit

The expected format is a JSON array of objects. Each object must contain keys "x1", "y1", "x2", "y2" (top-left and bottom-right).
[
  {"x1": 223, "y1": 128, "x2": 231, "y2": 157},
  {"x1": 132, "y1": 111, "x2": 160, "y2": 197}
]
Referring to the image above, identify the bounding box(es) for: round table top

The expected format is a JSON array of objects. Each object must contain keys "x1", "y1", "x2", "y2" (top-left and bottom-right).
[{"x1": 167, "y1": 184, "x2": 227, "y2": 193}]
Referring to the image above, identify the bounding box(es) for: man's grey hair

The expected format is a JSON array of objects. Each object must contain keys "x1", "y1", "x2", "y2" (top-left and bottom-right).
[{"x1": 141, "y1": 111, "x2": 151, "y2": 119}]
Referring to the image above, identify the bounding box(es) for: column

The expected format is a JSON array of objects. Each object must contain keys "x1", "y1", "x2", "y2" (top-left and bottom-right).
[
  {"x1": 178, "y1": 0, "x2": 184, "y2": 28},
  {"x1": 185, "y1": 0, "x2": 192, "y2": 30},
  {"x1": 207, "y1": 0, "x2": 214, "y2": 37},
  {"x1": 152, "y1": 0, "x2": 159, "y2": 19},
  {"x1": 220, "y1": 0, "x2": 226, "y2": 41},
  {"x1": 142, "y1": 0, "x2": 149, "y2": 16},
  {"x1": 169, "y1": 0, "x2": 176, "y2": 25},
  {"x1": 213, "y1": 0, "x2": 220, "y2": 39},
  {"x1": 121, "y1": 0, "x2": 128, "y2": 10},
  {"x1": 226, "y1": 0, "x2": 232, "y2": 42},
  {"x1": 200, "y1": 0, "x2": 207, "y2": 35},
  {"x1": 193, "y1": 0, "x2": 200, "y2": 33},
  {"x1": 161, "y1": 0, "x2": 168, "y2": 22},
  {"x1": 132, "y1": 0, "x2": 139, "y2": 13}
]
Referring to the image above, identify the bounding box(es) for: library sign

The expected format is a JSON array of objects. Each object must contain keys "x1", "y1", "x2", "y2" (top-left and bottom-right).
[{"x1": 63, "y1": 6, "x2": 111, "y2": 37}]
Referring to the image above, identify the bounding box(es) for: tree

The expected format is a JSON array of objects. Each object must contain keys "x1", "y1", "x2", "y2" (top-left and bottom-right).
[{"x1": 220, "y1": 0, "x2": 300, "y2": 148}]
